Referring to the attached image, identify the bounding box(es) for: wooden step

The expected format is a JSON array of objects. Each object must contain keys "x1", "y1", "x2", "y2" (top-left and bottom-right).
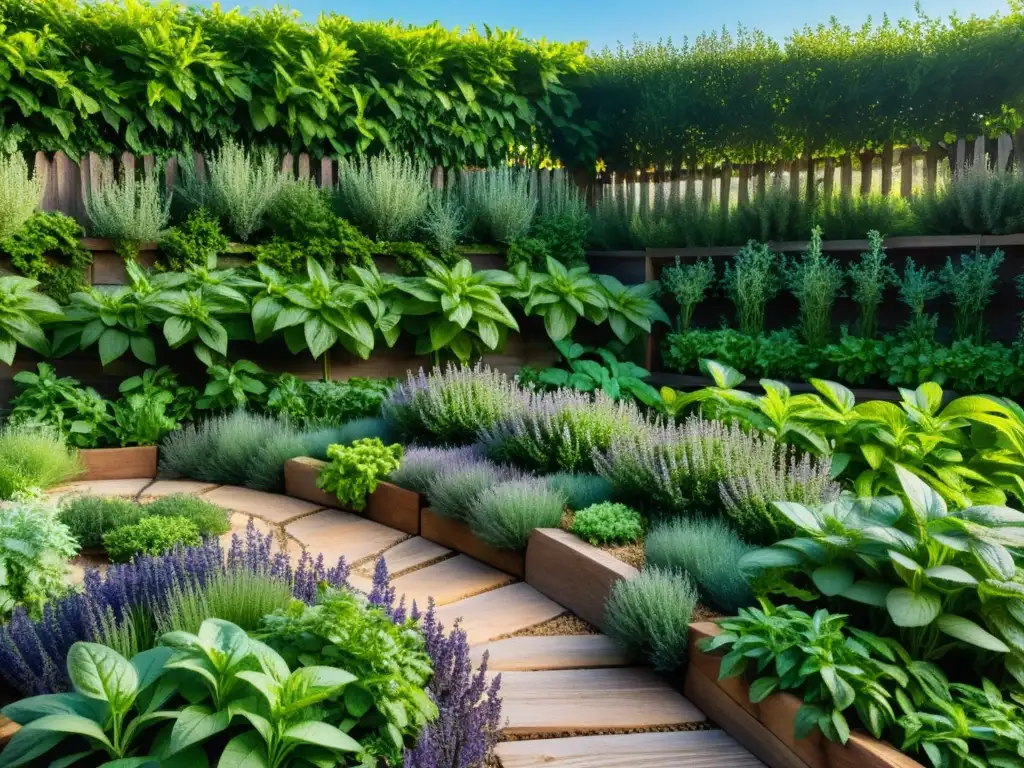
[
  {"x1": 471, "y1": 635, "x2": 630, "y2": 672},
  {"x1": 494, "y1": 730, "x2": 764, "y2": 767},
  {"x1": 203, "y1": 485, "x2": 323, "y2": 524},
  {"x1": 494, "y1": 668, "x2": 706, "y2": 735},
  {"x1": 435, "y1": 583, "x2": 563, "y2": 644},
  {"x1": 376, "y1": 536, "x2": 451, "y2": 576},
  {"x1": 286, "y1": 508, "x2": 408, "y2": 564},
  {"x1": 391, "y1": 554, "x2": 513, "y2": 607}
]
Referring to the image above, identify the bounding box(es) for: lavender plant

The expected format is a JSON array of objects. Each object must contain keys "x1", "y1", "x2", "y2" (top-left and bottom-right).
[
  {"x1": 426, "y1": 456, "x2": 518, "y2": 522},
  {"x1": 468, "y1": 477, "x2": 566, "y2": 550},
  {"x1": 384, "y1": 364, "x2": 527, "y2": 445},
  {"x1": 482, "y1": 389, "x2": 646, "y2": 473},
  {"x1": 388, "y1": 444, "x2": 487, "y2": 494}
]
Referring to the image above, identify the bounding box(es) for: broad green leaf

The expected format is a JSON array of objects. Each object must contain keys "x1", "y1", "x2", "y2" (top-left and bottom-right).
[
  {"x1": 98, "y1": 328, "x2": 130, "y2": 366},
  {"x1": 0, "y1": 729, "x2": 66, "y2": 768},
  {"x1": 282, "y1": 721, "x2": 361, "y2": 753},
  {"x1": 19, "y1": 714, "x2": 112, "y2": 750},
  {"x1": 216, "y1": 731, "x2": 269, "y2": 768},
  {"x1": 885, "y1": 588, "x2": 941, "y2": 627},
  {"x1": 935, "y1": 614, "x2": 1009, "y2": 652},
  {"x1": 168, "y1": 705, "x2": 231, "y2": 755},
  {"x1": 2, "y1": 692, "x2": 107, "y2": 726},
  {"x1": 67, "y1": 643, "x2": 138, "y2": 711},
  {"x1": 812, "y1": 564, "x2": 855, "y2": 596}
]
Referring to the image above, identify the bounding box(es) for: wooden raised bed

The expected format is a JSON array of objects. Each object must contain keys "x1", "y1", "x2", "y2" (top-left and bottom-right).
[
  {"x1": 684, "y1": 622, "x2": 922, "y2": 768},
  {"x1": 525, "y1": 528, "x2": 637, "y2": 632},
  {"x1": 283, "y1": 457, "x2": 421, "y2": 535},
  {"x1": 420, "y1": 507, "x2": 525, "y2": 579},
  {"x1": 79, "y1": 446, "x2": 158, "y2": 481}
]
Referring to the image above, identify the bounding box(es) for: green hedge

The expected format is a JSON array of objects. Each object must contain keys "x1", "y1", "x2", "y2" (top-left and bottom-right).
[{"x1": 2, "y1": 1, "x2": 1023, "y2": 168}]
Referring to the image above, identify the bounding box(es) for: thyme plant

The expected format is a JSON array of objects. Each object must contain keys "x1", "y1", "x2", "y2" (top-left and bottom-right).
[
  {"x1": 723, "y1": 240, "x2": 780, "y2": 335},
  {"x1": 847, "y1": 230, "x2": 896, "y2": 339},
  {"x1": 785, "y1": 226, "x2": 844, "y2": 348},
  {"x1": 0, "y1": 152, "x2": 42, "y2": 240},
  {"x1": 660, "y1": 256, "x2": 715, "y2": 331},
  {"x1": 897, "y1": 257, "x2": 942, "y2": 340},
  {"x1": 940, "y1": 249, "x2": 1005, "y2": 343}
]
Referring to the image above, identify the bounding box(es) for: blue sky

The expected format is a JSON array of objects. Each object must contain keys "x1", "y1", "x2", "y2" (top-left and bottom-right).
[{"x1": 243, "y1": 0, "x2": 1011, "y2": 50}]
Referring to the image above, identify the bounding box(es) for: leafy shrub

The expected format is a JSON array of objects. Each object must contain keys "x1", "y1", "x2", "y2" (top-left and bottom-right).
[
  {"x1": 663, "y1": 328, "x2": 761, "y2": 376},
  {"x1": 426, "y1": 456, "x2": 515, "y2": 522},
  {"x1": 723, "y1": 240, "x2": 780, "y2": 335},
  {"x1": 58, "y1": 495, "x2": 143, "y2": 548},
  {"x1": 156, "y1": 569, "x2": 292, "y2": 634},
  {"x1": 266, "y1": 374, "x2": 394, "y2": 428},
  {"x1": 0, "y1": 504, "x2": 78, "y2": 617},
  {"x1": 387, "y1": 444, "x2": 486, "y2": 494},
  {"x1": 0, "y1": 424, "x2": 82, "y2": 500},
  {"x1": 941, "y1": 249, "x2": 1004, "y2": 343},
  {"x1": 245, "y1": 430, "x2": 310, "y2": 492},
  {"x1": 384, "y1": 364, "x2": 526, "y2": 445},
  {"x1": 0, "y1": 151, "x2": 42, "y2": 240},
  {"x1": 142, "y1": 494, "x2": 231, "y2": 538},
  {"x1": 545, "y1": 471, "x2": 612, "y2": 510},
  {"x1": 0, "y1": 211, "x2": 91, "y2": 302},
  {"x1": 483, "y1": 389, "x2": 645, "y2": 473},
  {"x1": 378, "y1": 239, "x2": 442, "y2": 275},
  {"x1": 190, "y1": 140, "x2": 285, "y2": 241},
  {"x1": 468, "y1": 477, "x2": 565, "y2": 550},
  {"x1": 336, "y1": 154, "x2": 431, "y2": 241},
  {"x1": 506, "y1": 236, "x2": 550, "y2": 271},
  {"x1": 660, "y1": 256, "x2": 715, "y2": 331},
  {"x1": 317, "y1": 438, "x2": 404, "y2": 511},
  {"x1": 7, "y1": 363, "x2": 114, "y2": 448},
  {"x1": 460, "y1": 167, "x2": 535, "y2": 243},
  {"x1": 847, "y1": 230, "x2": 896, "y2": 338},
  {"x1": 645, "y1": 517, "x2": 755, "y2": 613},
  {"x1": 304, "y1": 418, "x2": 396, "y2": 460},
  {"x1": 569, "y1": 502, "x2": 644, "y2": 546},
  {"x1": 786, "y1": 226, "x2": 844, "y2": 347},
  {"x1": 156, "y1": 207, "x2": 228, "y2": 271},
  {"x1": 256, "y1": 214, "x2": 375, "y2": 273},
  {"x1": 604, "y1": 567, "x2": 698, "y2": 672},
  {"x1": 265, "y1": 177, "x2": 334, "y2": 239},
  {"x1": 103, "y1": 515, "x2": 202, "y2": 562},
  {"x1": 85, "y1": 168, "x2": 169, "y2": 257}
]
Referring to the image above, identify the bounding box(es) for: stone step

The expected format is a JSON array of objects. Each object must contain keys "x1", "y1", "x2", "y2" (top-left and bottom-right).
[
  {"x1": 50, "y1": 478, "x2": 154, "y2": 501},
  {"x1": 286, "y1": 508, "x2": 408, "y2": 565},
  {"x1": 494, "y1": 730, "x2": 764, "y2": 767},
  {"x1": 139, "y1": 480, "x2": 219, "y2": 498},
  {"x1": 391, "y1": 554, "x2": 513, "y2": 607},
  {"x1": 375, "y1": 536, "x2": 451, "y2": 576},
  {"x1": 435, "y1": 583, "x2": 563, "y2": 644},
  {"x1": 202, "y1": 485, "x2": 323, "y2": 524},
  {"x1": 471, "y1": 635, "x2": 630, "y2": 672},
  {"x1": 494, "y1": 668, "x2": 706, "y2": 735}
]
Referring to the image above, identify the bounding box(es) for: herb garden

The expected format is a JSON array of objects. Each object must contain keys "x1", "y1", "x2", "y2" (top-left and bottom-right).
[{"x1": 1, "y1": 0, "x2": 1024, "y2": 766}]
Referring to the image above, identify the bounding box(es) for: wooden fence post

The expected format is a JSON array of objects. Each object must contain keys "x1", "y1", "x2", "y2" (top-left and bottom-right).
[
  {"x1": 899, "y1": 148, "x2": 914, "y2": 197},
  {"x1": 320, "y1": 157, "x2": 334, "y2": 188},
  {"x1": 298, "y1": 153, "x2": 310, "y2": 180},
  {"x1": 997, "y1": 133, "x2": 1013, "y2": 172},
  {"x1": 737, "y1": 164, "x2": 749, "y2": 205},
  {"x1": 839, "y1": 154, "x2": 853, "y2": 199},
  {"x1": 973, "y1": 136, "x2": 987, "y2": 169},
  {"x1": 858, "y1": 151, "x2": 874, "y2": 196},
  {"x1": 719, "y1": 162, "x2": 732, "y2": 210},
  {"x1": 700, "y1": 164, "x2": 713, "y2": 209},
  {"x1": 880, "y1": 143, "x2": 894, "y2": 196},
  {"x1": 164, "y1": 156, "x2": 179, "y2": 194},
  {"x1": 924, "y1": 147, "x2": 940, "y2": 192},
  {"x1": 35, "y1": 152, "x2": 57, "y2": 212},
  {"x1": 822, "y1": 157, "x2": 835, "y2": 202},
  {"x1": 431, "y1": 165, "x2": 445, "y2": 190},
  {"x1": 685, "y1": 161, "x2": 696, "y2": 200},
  {"x1": 788, "y1": 160, "x2": 800, "y2": 199},
  {"x1": 54, "y1": 152, "x2": 86, "y2": 225},
  {"x1": 755, "y1": 162, "x2": 767, "y2": 199},
  {"x1": 804, "y1": 148, "x2": 815, "y2": 202}
]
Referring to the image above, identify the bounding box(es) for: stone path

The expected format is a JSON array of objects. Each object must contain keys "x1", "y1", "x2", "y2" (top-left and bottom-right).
[{"x1": 50, "y1": 479, "x2": 762, "y2": 767}]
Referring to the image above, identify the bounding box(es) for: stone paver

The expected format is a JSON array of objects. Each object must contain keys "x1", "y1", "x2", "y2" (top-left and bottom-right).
[
  {"x1": 494, "y1": 730, "x2": 764, "y2": 767},
  {"x1": 202, "y1": 485, "x2": 323, "y2": 524},
  {"x1": 494, "y1": 667, "x2": 706, "y2": 735},
  {"x1": 287, "y1": 509, "x2": 408, "y2": 565},
  {"x1": 390, "y1": 555, "x2": 512, "y2": 607},
  {"x1": 436, "y1": 583, "x2": 563, "y2": 645},
  {"x1": 139, "y1": 480, "x2": 220, "y2": 498},
  {"x1": 471, "y1": 635, "x2": 629, "y2": 672},
  {"x1": 50, "y1": 479, "x2": 153, "y2": 501},
  {"x1": 374, "y1": 537, "x2": 451, "y2": 576}
]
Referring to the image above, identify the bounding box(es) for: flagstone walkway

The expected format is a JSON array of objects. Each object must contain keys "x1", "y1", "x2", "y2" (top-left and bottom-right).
[{"x1": 52, "y1": 478, "x2": 764, "y2": 767}]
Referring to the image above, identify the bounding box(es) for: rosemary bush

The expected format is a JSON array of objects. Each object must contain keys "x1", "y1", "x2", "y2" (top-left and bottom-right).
[
  {"x1": 847, "y1": 230, "x2": 896, "y2": 338},
  {"x1": 723, "y1": 240, "x2": 780, "y2": 335},
  {"x1": 0, "y1": 152, "x2": 42, "y2": 240},
  {"x1": 420, "y1": 188, "x2": 469, "y2": 254},
  {"x1": 468, "y1": 476, "x2": 565, "y2": 550},
  {"x1": 85, "y1": 168, "x2": 169, "y2": 256},
  {"x1": 460, "y1": 168, "x2": 535, "y2": 243},
  {"x1": 155, "y1": 569, "x2": 293, "y2": 634},
  {"x1": 940, "y1": 249, "x2": 1005, "y2": 343},
  {"x1": 897, "y1": 257, "x2": 942, "y2": 338},
  {"x1": 660, "y1": 256, "x2": 715, "y2": 331},
  {"x1": 426, "y1": 456, "x2": 516, "y2": 522},
  {"x1": 336, "y1": 154, "x2": 431, "y2": 241},
  {"x1": 198, "y1": 140, "x2": 285, "y2": 241},
  {"x1": 786, "y1": 226, "x2": 843, "y2": 347},
  {"x1": 388, "y1": 444, "x2": 486, "y2": 494}
]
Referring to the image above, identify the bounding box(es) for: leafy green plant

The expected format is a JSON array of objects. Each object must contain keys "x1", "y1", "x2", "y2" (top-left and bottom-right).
[
  {"x1": 0, "y1": 642, "x2": 179, "y2": 767},
  {"x1": 157, "y1": 207, "x2": 229, "y2": 272},
  {"x1": 0, "y1": 274, "x2": 62, "y2": 364},
  {"x1": 704, "y1": 601, "x2": 910, "y2": 744},
  {"x1": 108, "y1": 393, "x2": 179, "y2": 447},
  {"x1": 336, "y1": 154, "x2": 431, "y2": 241},
  {"x1": 646, "y1": 517, "x2": 755, "y2": 614},
  {"x1": 143, "y1": 495, "x2": 232, "y2": 538},
  {"x1": 86, "y1": 168, "x2": 170, "y2": 259},
  {"x1": 316, "y1": 438, "x2": 404, "y2": 511},
  {"x1": 536, "y1": 339, "x2": 661, "y2": 406},
  {"x1": 0, "y1": 504, "x2": 78, "y2": 617},
  {"x1": 7, "y1": 363, "x2": 113, "y2": 448},
  {"x1": 545, "y1": 472, "x2": 612, "y2": 510},
  {"x1": 118, "y1": 365, "x2": 198, "y2": 424},
  {"x1": 848, "y1": 230, "x2": 897, "y2": 339},
  {"x1": 660, "y1": 256, "x2": 715, "y2": 331},
  {"x1": 662, "y1": 328, "x2": 761, "y2": 378},
  {"x1": 568, "y1": 502, "x2": 644, "y2": 546},
  {"x1": 786, "y1": 226, "x2": 844, "y2": 348},
  {"x1": 0, "y1": 211, "x2": 90, "y2": 302},
  {"x1": 940, "y1": 249, "x2": 1005, "y2": 343},
  {"x1": 505, "y1": 236, "x2": 550, "y2": 272},
  {"x1": 468, "y1": 477, "x2": 566, "y2": 550},
  {"x1": 598, "y1": 273, "x2": 671, "y2": 344},
  {"x1": 0, "y1": 151, "x2": 41, "y2": 239},
  {"x1": 0, "y1": 424, "x2": 82, "y2": 500},
  {"x1": 723, "y1": 240, "x2": 780, "y2": 335},
  {"x1": 378, "y1": 240, "x2": 443, "y2": 276},
  {"x1": 604, "y1": 567, "x2": 698, "y2": 672},
  {"x1": 59, "y1": 495, "x2": 143, "y2": 549},
  {"x1": 512, "y1": 255, "x2": 606, "y2": 342},
  {"x1": 104, "y1": 515, "x2": 202, "y2": 562},
  {"x1": 533, "y1": 173, "x2": 589, "y2": 267},
  {"x1": 824, "y1": 330, "x2": 887, "y2": 385},
  {"x1": 197, "y1": 359, "x2": 270, "y2": 410},
  {"x1": 156, "y1": 570, "x2": 292, "y2": 635}
]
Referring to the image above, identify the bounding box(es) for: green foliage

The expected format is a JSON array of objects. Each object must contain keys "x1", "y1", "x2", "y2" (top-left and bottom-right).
[
  {"x1": 58, "y1": 495, "x2": 144, "y2": 548},
  {"x1": 426, "y1": 459, "x2": 509, "y2": 522},
  {"x1": 156, "y1": 208, "x2": 229, "y2": 272},
  {"x1": 265, "y1": 178, "x2": 334, "y2": 240},
  {"x1": 847, "y1": 230, "x2": 896, "y2": 339},
  {"x1": 604, "y1": 567, "x2": 698, "y2": 672},
  {"x1": 568, "y1": 502, "x2": 644, "y2": 546},
  {"x1": 532, "y1": 174, "x2": 589, "y2": 267},
  {"x1": 940, "y1": 249, "x2": 1004, "y2": 343},
  {"x1": 8, "y1": 363, "x2": 114, "y2": 448},
  {"x1": 544, "y1": 472, "x2": 612, "y2": 510},
  {"x1": 914, "y1": 164, "x2": 1024, "y2": 236},
  {"x1": 85, "y1": 169, "x2": 169, "y2": 257},
  {"x1": 0, "y1": 212, "x2": 90, "y2": 303},
  {"x1": 190, "y1": 140, "x2": 285, "y2": 241},
  {"x1": 897, "y1": 257, "x2": 941, "y2": 336},
  {"x1": 0, "y1": 152, "x2": 41, "y2": 239},
  {"x1": 420, "y1": 189, "x2": 469, "y2": 255},
  {"x1": 103, "y1": 515, "x2": 201, "y2": 562},
  {"x1": 259, "y1": 590, "x2": 436, "y2": 764},
  {"x1": 0, "y1": 424, "x2": 82, "y2": 500},
  {"x1": 645, "y1": 517, "x2": 755, "y2": 614},
  {"x1": 511, "y1": 256, "x2": 607, "y2": 342},
  {"x1": 378, "y1": 240, "x2": 444, "y2": 276},
  {"x1": 660, "y1": 256, "x2": 715, "y2": 331},
  {"x1": 705, "y1": 601, "x2": 910, "y2": 744},
  {"x1": 197, "y1": 359, "x2": 270, "y2": 411},
  {"x1": 468, "y1": 477, "x2": 566, "y2": 550},
  {"x1": 143, "y1": 495, "x2": 232, "y2": 538},
  {"x1": 723, "y1": 241, "x2": 780, "y2": 336},
  {"x1": 786, "y1": 227, "x2": 844, "y2": 348},
  {"x1": 257, "y1": 203, "x2": 375, "y2": 275},
  {"x1": 505, "y1": 237, "x2": 550, "y2": 272},
  {"x1": 266, "y1": 374, "x2": 393, "y2": 429},
  {"x1": 317, "y1": 438, "x2": 404, "y2": 511},
  {"x1": 0, "y1": 504, "x2": 78, "y2": 617},
  {"x1": 0, "y1": 274, "x2": 61, "y2": 364},
  {"x1": 118, "y1": 365, "x2": 198, "y2": 424},
  {"x1": 336, "y1": 155, "x2": 431, "y2": 241},
  {"x1": 156, "y1": 570, "x2": 293, "y2": 635},
  {"x1": 535, "y1": 339, "x2": 662, "y2": 407},
  {"x1": 460, "y1": 168, "x2": 535, "y2": 243}
]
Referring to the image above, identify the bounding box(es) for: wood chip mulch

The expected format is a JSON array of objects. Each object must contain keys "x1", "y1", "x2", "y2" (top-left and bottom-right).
[
  {"x1": 499, "y1": 721, "x2": 718, "y2": 742},
  {"x1": 505, "y1": 612, "x2": 599, "y2": 638}
]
